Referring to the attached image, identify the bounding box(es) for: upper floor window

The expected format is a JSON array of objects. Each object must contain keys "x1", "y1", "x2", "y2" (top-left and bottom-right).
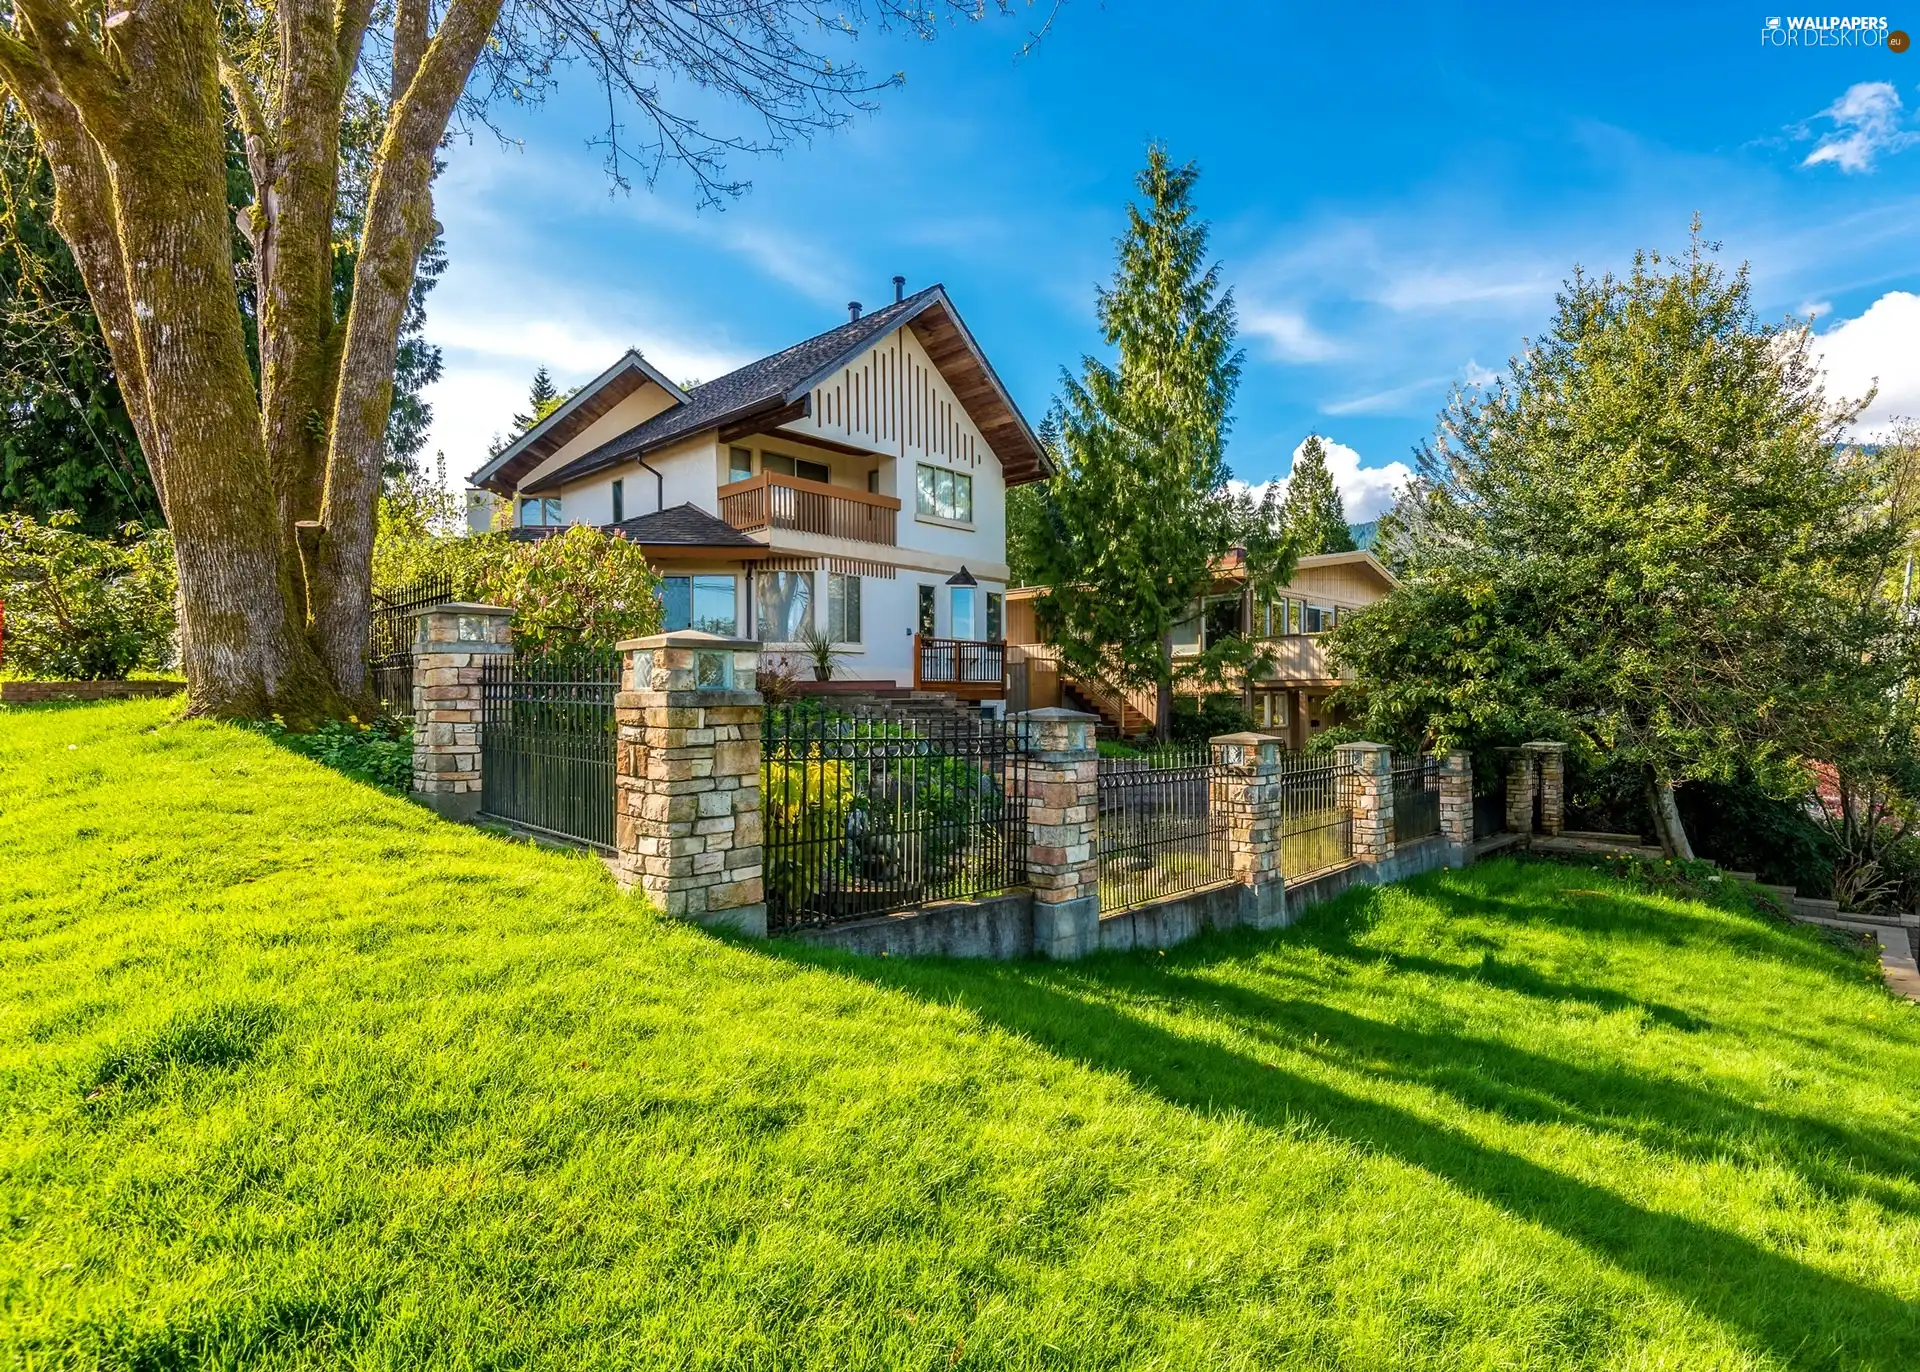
[
  {"x1": 916, "y1": 465, "x2": 973, "y2": 524},
  {"x1": 519, "y1": 497, "x2": 561, "y2": 527},
  {"x1": 611, "y1": 478, "x2": 625, "y2": 524},
  {"x1": 728, "y1": 446, "x2": 753, "y2": 483},
  {"x1": 761, "y1": 451, "x2": 831, "y2": 485},
  {"x1": 1302, "y1": 603, "x2": 1336, "y2": 634}
]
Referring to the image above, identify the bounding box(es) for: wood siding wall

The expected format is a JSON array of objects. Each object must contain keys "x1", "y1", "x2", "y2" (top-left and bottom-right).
[{"x1": 788, "y1": 326, "x2": 990, "y2": 476}]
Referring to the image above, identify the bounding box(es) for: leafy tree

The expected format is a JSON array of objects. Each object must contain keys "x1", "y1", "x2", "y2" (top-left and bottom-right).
[
  {"x1": 0, "y1": 0, "x2": 1020, "y2": 721},
  {"x1": 0, "y1": 511, "x2": 175, "y2": 678},
  {"x1": 0, "y1": 110, "x2": 151, "y2": 533},
  {"x1": 1027, "y1": 145, "x2": 1291, "y2": 738},
  {"x1": 1281, "y1": 434, "x2": 1355, "y2": 554},
  {"x1": 1329, "y1": 230, "x2": 1908, "y2": 858}
]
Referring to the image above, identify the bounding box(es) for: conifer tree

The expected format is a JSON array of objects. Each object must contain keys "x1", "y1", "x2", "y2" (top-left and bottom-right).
[
  {"x1": 513, "y1": 367, "x2": 561, "y2": 433},
  {"x1": 1281, "y1": 434, "x2": 1356, "y2": 554},
  {"x1": 1029, "y1": 145, "x2": 1291, "y2": 737}
]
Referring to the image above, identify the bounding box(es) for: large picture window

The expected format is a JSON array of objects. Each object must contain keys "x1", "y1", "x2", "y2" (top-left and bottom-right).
[
  {"x1": 662, "y1": 575, "x2": 737, "y2": 635},
  {"x1": 827, "y1": 573, "x2": 862, "y2": 642},
  {"x1": 915, "y1": 465, "x2": 973, "y2": 523},
  {"x1": 757, "y1": 570, "x2": 812, "y2": 642},
  {"x1": 950, "y1": 585, "x2": 977, "y2": 640}
]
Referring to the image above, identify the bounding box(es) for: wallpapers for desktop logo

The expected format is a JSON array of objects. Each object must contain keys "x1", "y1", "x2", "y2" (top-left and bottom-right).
[{"x1": 1760, "y1": 14, "x2": 1908, "y2": 48}]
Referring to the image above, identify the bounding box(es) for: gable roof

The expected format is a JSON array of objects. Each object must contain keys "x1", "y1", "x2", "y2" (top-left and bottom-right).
[
  {"x1": 468, "y1": 350, "x2": 690, "y2": 492},
  {"x1": 519, "y1": 284, "x2": 1050, "y2": 496},
  {"x1": 506, "y1": 502, "x2": 764, "y2": 549}
]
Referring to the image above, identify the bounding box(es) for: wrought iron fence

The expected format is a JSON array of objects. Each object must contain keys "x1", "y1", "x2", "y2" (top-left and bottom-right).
[
  {"x1": 1473, "y1": 775, "x2": 1509, "y2": 840},
  {"x1": 762, "y1": 705, "x2": 1028, "y2": 932},
  {"x1": 1392, "y1": 753, "x2": 1442, "y2": 846},
  {"x1": 367, "y1": 571, "x2": 453, "y2": 717},
  {"x1": 479, "y1": 647, "x2": 620, "y2": 850},
  {"x1": 1278, "y1": 751, "x2": 1352, "y2": 877},
  {"x1": 1096, "y1": 745, "x2": 1233, "y2": 912}
]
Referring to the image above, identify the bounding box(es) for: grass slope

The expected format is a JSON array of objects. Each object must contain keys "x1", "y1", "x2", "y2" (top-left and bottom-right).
[{"x1": 3, "y1": 699, "x2": 1920, "y2": 1371}]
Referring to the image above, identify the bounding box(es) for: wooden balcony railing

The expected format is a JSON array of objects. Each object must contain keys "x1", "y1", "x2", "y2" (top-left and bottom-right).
[
  {"x1": 718, "y1": 473, "x2": 900, "y2": 546},
  {"x1": 915, "y1": 635, "x2": 1007, "y2": 701}
]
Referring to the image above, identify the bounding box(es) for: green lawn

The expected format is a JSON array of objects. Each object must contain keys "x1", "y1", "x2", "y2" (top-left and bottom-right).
[{"x1": 5, "y1": 700, "x2": 1920, "y2": 1370}]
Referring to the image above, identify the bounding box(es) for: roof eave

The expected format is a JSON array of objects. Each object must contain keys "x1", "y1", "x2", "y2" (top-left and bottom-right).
[{"x1": 466, "y1": 349, "x2": 690, "y2": 491}]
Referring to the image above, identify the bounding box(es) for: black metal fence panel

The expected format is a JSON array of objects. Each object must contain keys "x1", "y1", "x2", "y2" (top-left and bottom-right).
[
  {"x1": 1279, "y1": 751, "x2": 1352, "y2": 877},
  {"x1": 479, "y1": 647, "x2": 620, "y2": 851},
  {"x1": 368, "y1": 571, "x2": 453, "y2": 718},
  {"x1": 1473, "y1": 777, "x2": 1508, "y2": 840},
  {"x1": 762, "y1": 706, "x2": 1028, "y2": 932},
  {"x1": 1392, "y1": 753, "x2": 1442, "y2": 846},
  {"x1": 1096, "y1": 746, "x2": 1233, "y2": 912}
]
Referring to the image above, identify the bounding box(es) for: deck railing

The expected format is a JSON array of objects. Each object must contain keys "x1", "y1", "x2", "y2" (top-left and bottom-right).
[
  {"x1": 718, "y1": 472, "x2": 900, "y2": 546},
  {"x1": 915, "y1": 635, "x2": 1007, "y2": 700}
]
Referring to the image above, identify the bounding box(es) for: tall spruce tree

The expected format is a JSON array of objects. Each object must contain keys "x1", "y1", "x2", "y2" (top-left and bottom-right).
[
  {"x1": 1282, "y1": 434, "x2": 1356, "y2": 554},
  {"x1": 1029, "y1": 145, "x2": 1289, "y2": 738}
]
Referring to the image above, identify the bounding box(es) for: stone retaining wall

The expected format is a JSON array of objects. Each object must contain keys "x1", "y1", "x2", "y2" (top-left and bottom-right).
[{"x1": 1, "y1": 679, "x2": 183, "y2": 703}]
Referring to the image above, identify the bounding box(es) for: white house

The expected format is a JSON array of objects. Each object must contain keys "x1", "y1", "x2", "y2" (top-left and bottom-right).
[{"x1": 467, "y1": 282, "x2": 1051, "y2": 699}]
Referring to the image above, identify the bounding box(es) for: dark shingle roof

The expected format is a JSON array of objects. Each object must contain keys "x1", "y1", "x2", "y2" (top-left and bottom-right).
[
  {"x1": 524, "y1": 286, "x2": 944, "y2": 494},
  {"x1": 507, "y1": 503, "x2": 762, "y2": 548}
]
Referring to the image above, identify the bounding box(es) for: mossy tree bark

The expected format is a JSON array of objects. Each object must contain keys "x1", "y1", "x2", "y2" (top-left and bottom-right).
[{"x1": 0, "y1": 0, "x2": 494, "y2": 719}]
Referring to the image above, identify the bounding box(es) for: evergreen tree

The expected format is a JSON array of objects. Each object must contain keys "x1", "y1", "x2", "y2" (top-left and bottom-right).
[
  {"x1": 1028, "y1": 145, "x2": 1290, "y2": 737},
  {"x1": 1281, "y1": 434, "x2": 1356, "y2": 554},
  {"x1": 514, "y1": 367, "x2": 561, "y2": 433},
  {"x1": 1329, "y1": 230, "x2": 1909, "y2": 857}
]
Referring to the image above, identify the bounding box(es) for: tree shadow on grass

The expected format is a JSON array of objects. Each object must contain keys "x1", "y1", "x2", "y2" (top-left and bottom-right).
[{"x1": 764, "y1": 922, "x2": 1920, "y2": 1368}]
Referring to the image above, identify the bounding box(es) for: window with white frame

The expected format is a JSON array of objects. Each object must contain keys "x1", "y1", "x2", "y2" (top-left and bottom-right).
[
  {"x1": 827, "y1": 573, "x2": 861, "y2": 642},
  {"x1": 949, "y1": 584, "x2": 977, "y2": 639},
  {"x1": 915, "y1": 464, "x2": 973, "y2": 523},
  {"x1": 757, "y1": 570, "x2": 812, "y2": 642}
]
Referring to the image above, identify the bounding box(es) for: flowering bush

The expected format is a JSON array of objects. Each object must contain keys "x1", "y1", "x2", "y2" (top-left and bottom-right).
[{"x1": 0, "y1": 512, "x2": 175, "y2": 679}]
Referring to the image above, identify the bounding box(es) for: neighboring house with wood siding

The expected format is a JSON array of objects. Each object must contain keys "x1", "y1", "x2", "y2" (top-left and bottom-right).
[
  {"x1": 1004, "y1": 548, "x2": 1397, "y2": 747},
  {"x1": 467, "y1": 282, "x2": 1050, "y2": 700}
]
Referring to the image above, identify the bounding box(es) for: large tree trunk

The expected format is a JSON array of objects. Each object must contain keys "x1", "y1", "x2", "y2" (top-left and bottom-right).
[
  {"x1": 0, "y1": 0, "x2": 492, "y2": 720},
  {"x1": 1648, "y1": 771, "x2": 1696, "y2": 861},
  {"x1": 310, "y1": 0, "x2": 503, "y2": 695}
]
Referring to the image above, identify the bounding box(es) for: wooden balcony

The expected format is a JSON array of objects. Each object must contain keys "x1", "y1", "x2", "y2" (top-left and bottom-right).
[
  {"x1": 915, "y1": 635, "x2": 1007, "y2": 701},
  {"x1": 718, "y1": 473, "x2": 899, "y2": 546},
  {"x1": 1253, "y1": 634, "x2": 1347, "y2": 683}
]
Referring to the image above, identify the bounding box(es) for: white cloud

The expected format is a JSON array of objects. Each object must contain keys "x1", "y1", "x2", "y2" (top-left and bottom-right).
[
  {"x1": 1797, "y1": 299, "x2": 1833, "y2": 319},
  {"x1": 1809, "y1": 290, "x2": 1920, "y2": 439},
  {"x1": 1462, "y1": 358, "x2": 1500, "y2": 387},
  {"x1": 1231, "y1": 436, "x2": 1414, "y2": 524},
  {"x1": 1322, "y1": 376, "x2": 1449, "y2": 417},
  {"x1": 1802, "y1": 82, "x2": 1918, "y2": 174},
  {"x1": 1242, "y1": 305, "x2": 1343, "y2": 362},
  {"x1": 1367, "y1": 267, "x2": 1552, "y2": 313}
]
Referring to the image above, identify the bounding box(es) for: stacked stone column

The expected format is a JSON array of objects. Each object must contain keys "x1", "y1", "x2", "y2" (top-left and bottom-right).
[
  {"x1": 1438, "y1": 751, "x2": 1475, "y2": 859},
  {"x1": 1523, "y1": 741, "x2": 1567, "y2": 836},
  {"x1": 1210, "y1": 732, "x2": 1288, "y2": 927},
  {"x1": 613, "y1": 631, "x2": 767, "y2": 935},
  {"x1": 1335, "y1": 741, "x2": 1395, "y2": 863},
  {"x1": 1504, "y1": 748, "x2": 1537, "y2": 835},
  {"x1": 409, "y1": 603, "x2": 513, "y2": 821},
  {"x1": 1016, "y1": 708, "x2": 1101, "y2": 959}
]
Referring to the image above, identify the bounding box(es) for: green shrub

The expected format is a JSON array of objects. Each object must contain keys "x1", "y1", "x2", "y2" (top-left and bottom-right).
[
  {"x1": 0, "y1": 512, "x2": 175, "y2": 679},
  {"x1": 248, "y1": 716, "x2": 413, "y2": 793},
  {"x1": 763, "y1": 749, "x2": 854, "y2": 912},
  {"x1": 1170, "y1": 694, "x2": 1252, "y2": 746}
]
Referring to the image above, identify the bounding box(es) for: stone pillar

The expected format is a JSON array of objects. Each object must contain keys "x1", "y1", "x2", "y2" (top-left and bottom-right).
[
  {"x1": 614, "y1": 631, "x2": 767, "y2": 936},
  {"x1": 1335, "y1": 741, "x2": 1394, "y2": 864},
  {"x1": 1523, "y1": 742, "x2": 1567, "y2": 836},
  {"x1": 1504, "y1": 748, "x2": 1537, "y2": 835},
  {"x1": 409, "y1": 602, "x2": 514, "y2": 822},
  {"x1": 1211, "y1": 732, "x2": 1287, "y2": 928},
  {"x1": 1016, "y1": 708, "x2": 1101, "y2": 959},
  {"x1": 1438, "y1": 751, "x2": 1475, "y2": 859}
]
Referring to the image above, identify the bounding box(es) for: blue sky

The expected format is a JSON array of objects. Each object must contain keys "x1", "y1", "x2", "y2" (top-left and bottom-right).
[{"x1": 424, "y1": 1, "x2": 1920, "y2": 518}]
